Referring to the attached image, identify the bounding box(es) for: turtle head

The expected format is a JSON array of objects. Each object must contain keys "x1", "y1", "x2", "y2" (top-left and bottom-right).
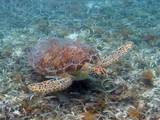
[{"x1": 89, "y1": 67, "x2": 106, "y2": 80}]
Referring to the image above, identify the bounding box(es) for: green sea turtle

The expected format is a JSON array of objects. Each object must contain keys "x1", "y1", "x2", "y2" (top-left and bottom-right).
[{"x1": 28, "y1": 38, "x2": 132, "y2": 93}]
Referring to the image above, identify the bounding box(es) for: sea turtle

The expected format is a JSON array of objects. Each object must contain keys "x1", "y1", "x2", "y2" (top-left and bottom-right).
[{"x1": 28, "y1": 38, "x2": 132, "y2": 93}]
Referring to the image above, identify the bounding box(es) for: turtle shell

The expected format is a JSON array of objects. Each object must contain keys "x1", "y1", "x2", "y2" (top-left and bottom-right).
[{"x1": 29, "y1": 38, "x2": 99, "y2": 76}]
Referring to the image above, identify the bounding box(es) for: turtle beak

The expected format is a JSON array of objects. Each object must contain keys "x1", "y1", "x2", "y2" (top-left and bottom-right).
[{"x1": 89, "y1": 67, "x2": 106, "y2": 80}]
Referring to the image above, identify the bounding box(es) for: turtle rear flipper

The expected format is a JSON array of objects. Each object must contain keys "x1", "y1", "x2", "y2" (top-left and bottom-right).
[
  {"x1": 101, "y1": 42, "x2": 132, "y2": 67},
  {"x1": 28, "y1": 77, "x2": 73, "y2": 93}
]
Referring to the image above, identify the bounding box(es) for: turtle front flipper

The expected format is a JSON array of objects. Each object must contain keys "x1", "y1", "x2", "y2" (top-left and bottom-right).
[
  {"x1": 101, "y1": 41, "x2": 132, "y2": 67},
  {"x1": 28, "y1": 76, "x2": 73, "y2": 93}
]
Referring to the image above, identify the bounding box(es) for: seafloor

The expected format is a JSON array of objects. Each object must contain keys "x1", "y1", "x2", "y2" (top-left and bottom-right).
[{"x1": 0, "y1": 0, "x2": 160, "y2": 120}]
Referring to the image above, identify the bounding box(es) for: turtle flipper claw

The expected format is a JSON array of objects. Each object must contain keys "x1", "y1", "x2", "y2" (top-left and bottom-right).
[{"x1": 28, "y1": 77, "x2": 73, "y2": 93}]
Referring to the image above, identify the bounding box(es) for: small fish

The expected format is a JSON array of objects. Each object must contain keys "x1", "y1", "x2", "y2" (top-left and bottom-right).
[
  {"x1": 59, "y1": 40, "x2": 66, "y2": 43},
  {"x1": 106, "y1": 86, "x2": 120, "y2": 93},
  {"x1": 63, "y1": 114, "x2": 75, "y2": 119},
  {"x1": 34, "y1": 53, "x2": 45, "y2": 57},
  {"x1": 124, "y1": 59, "x2": 134, "y2": 62},
  {"x1": 21, "y1": 68, "x2": 32, "y2": 71},
  {"x1": 121, "y1": 74, "x2": 131, "y2": 78},
  {"x1": 137, "y1": 75, "x2": 148, "y2": 79},
  {"x1": 122, "y1": 67, "x2": 130, "y2": 70},
  {"x1": 44, "y1": 96, "x2": 57, "y2": 99},
  {"x1": 0, "y1": 39, "x2": 4, "y2": 46},
  {"x1": 44, "y1": 67, "x2": 57, "y2": 72},
  {"x1": 65, "y1": 73, "x2": 76, "y2": 79},
  {"x1": 21, "y1": 115, "x2": 32, "y2": 120},
  {"x1": 46, "y1": 104, "x2": 56, "y2": 108},
  {"x1": 39, "y1": 112, "x2": 51, "y2": 117},
  {"x1": 81, "y1": 70, "x2": 88, "y2": 73},
  {"x1": 86, "y1": 102, "x2": 98, "y2": 107},
  {"x1": 69, "y1": 92, "x2": 80, "y2": 95},
  {"x1": 20, "y1": 59, "x2": 30, "y2": 64},
  {"x1": 45, "y1": 76, "x2": 58, "y2": 79}
]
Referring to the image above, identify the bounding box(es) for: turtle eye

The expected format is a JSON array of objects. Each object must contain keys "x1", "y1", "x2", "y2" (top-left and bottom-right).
[{"x1": 89, "y1": 67, "x2": 106, "y2": 80}]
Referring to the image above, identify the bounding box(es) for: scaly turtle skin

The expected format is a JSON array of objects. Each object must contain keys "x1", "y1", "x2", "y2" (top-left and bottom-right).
[{"x1": 28, "y1": 38, "x2": 132, "y2": 93}]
